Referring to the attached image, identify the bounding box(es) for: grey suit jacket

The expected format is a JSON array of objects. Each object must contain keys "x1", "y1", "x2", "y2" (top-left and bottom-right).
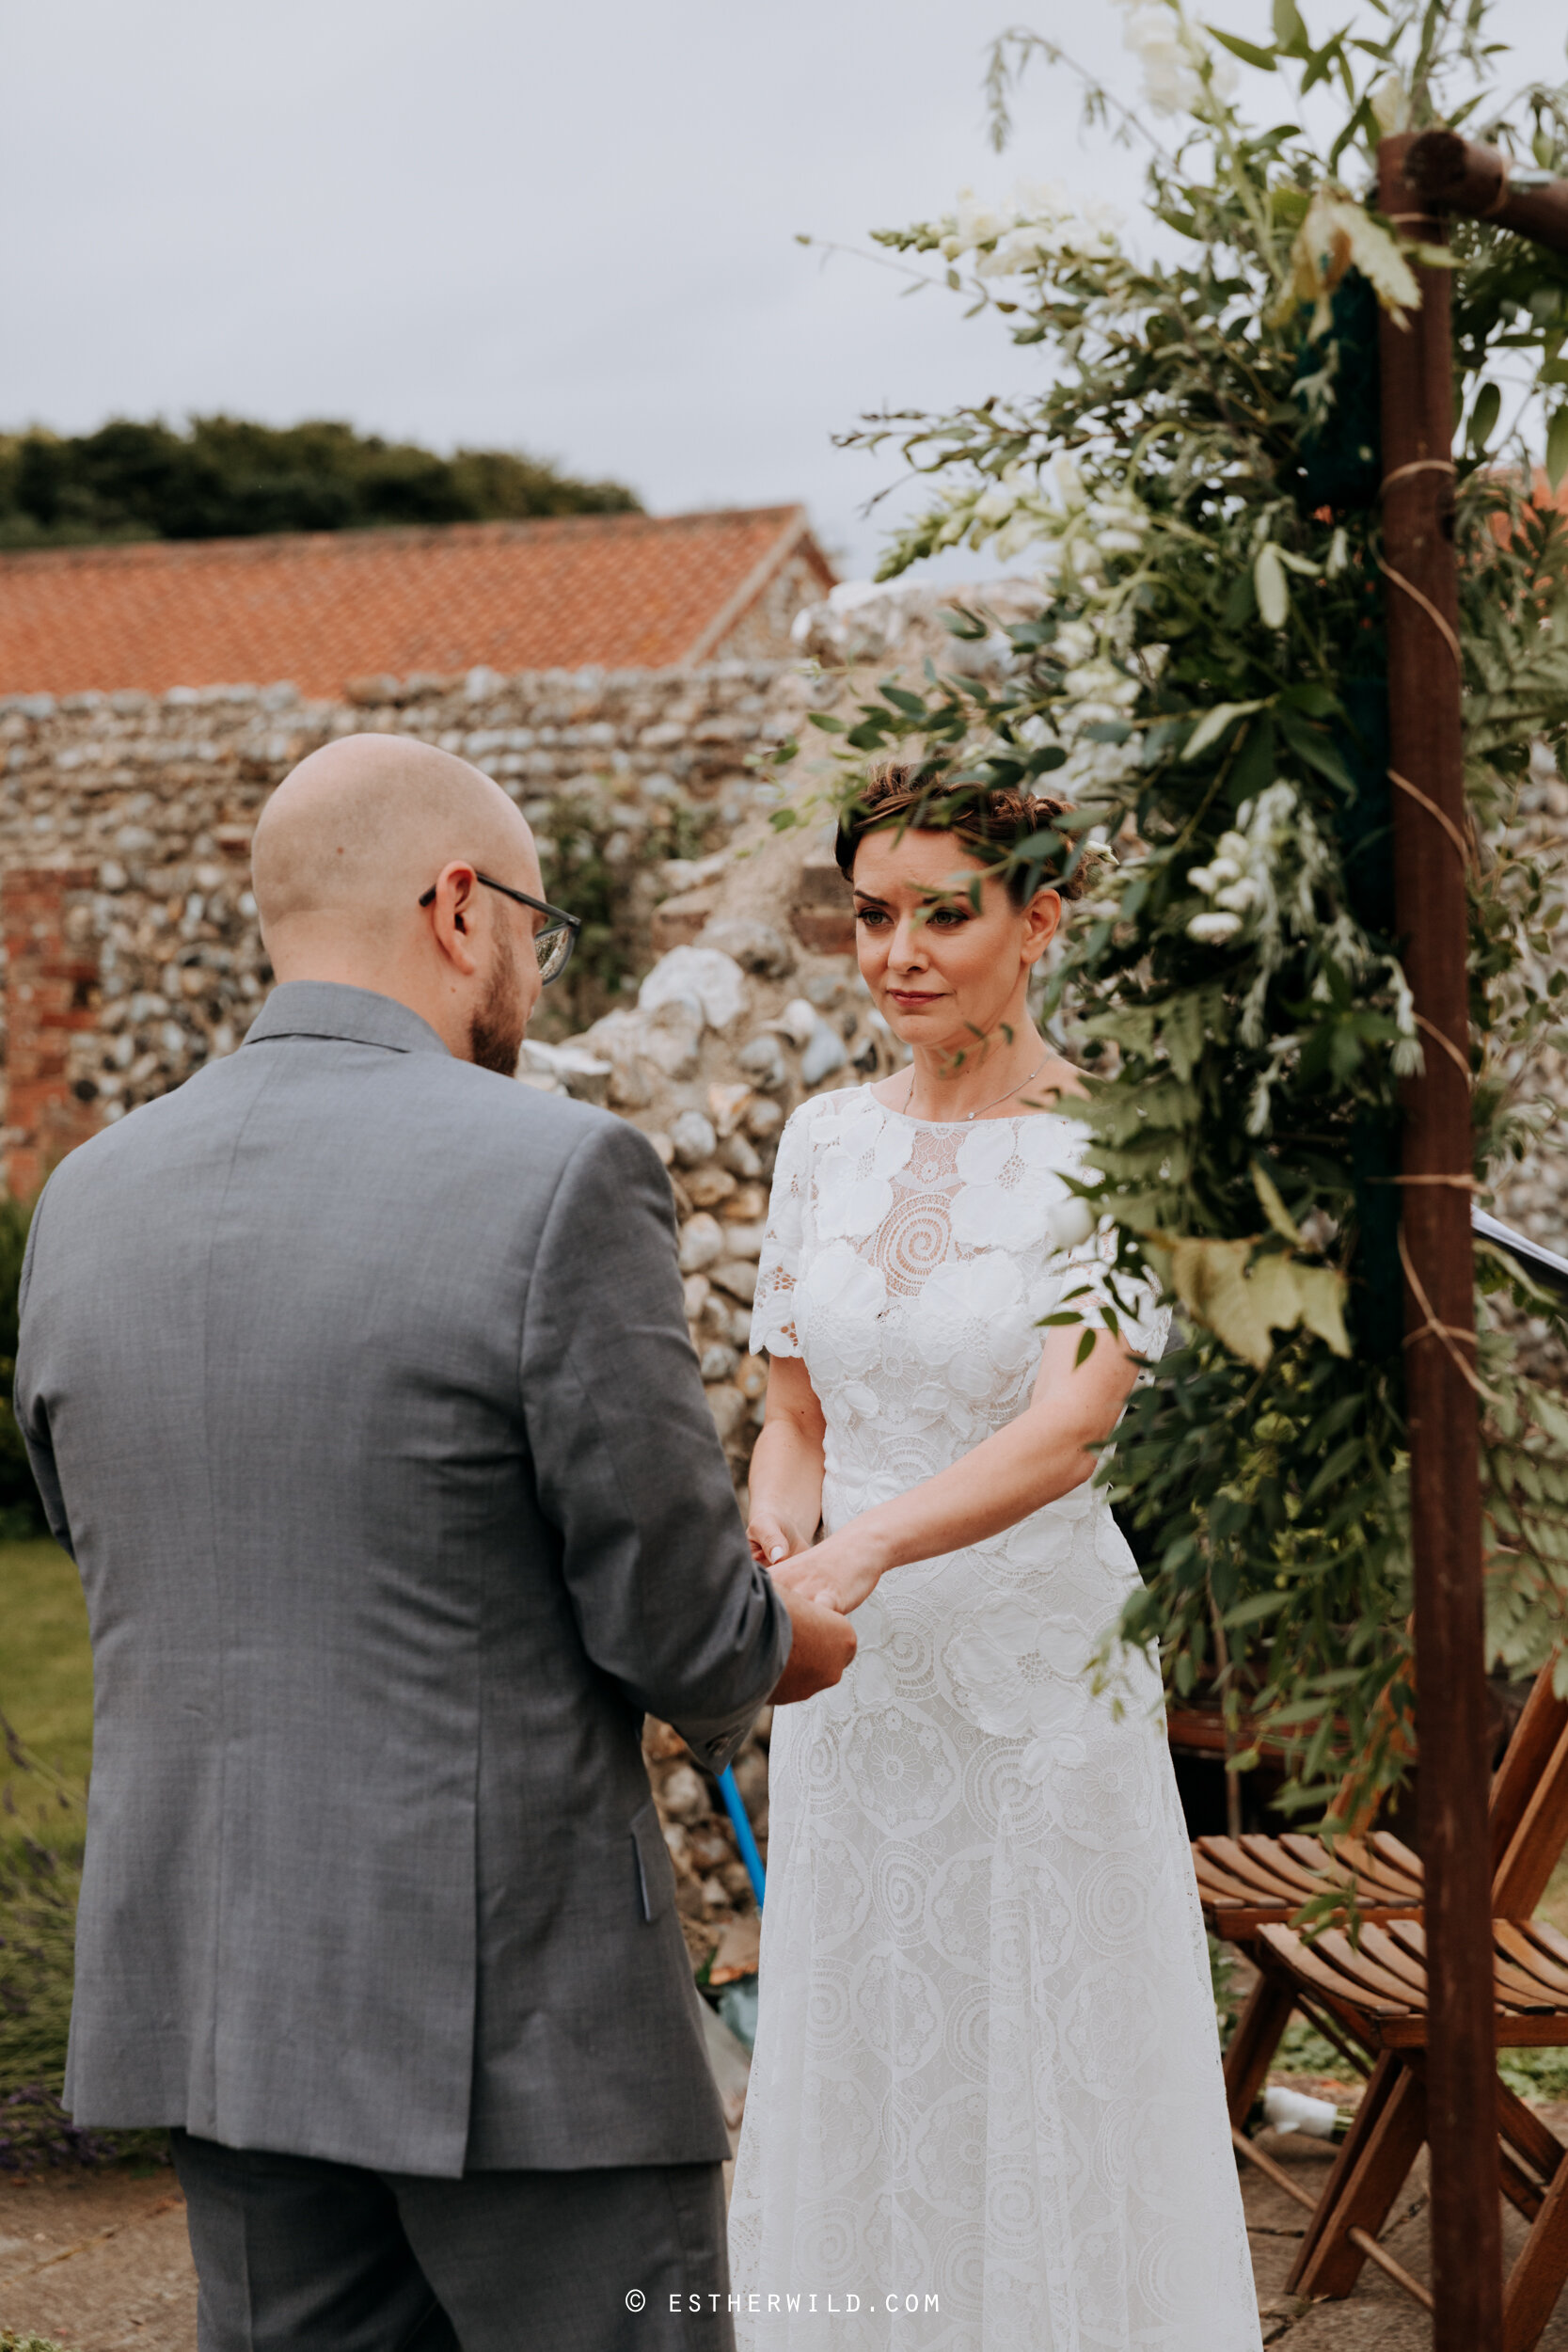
[{"x1": 15, "y1": 982, "x2": 788, "y2": 2177}]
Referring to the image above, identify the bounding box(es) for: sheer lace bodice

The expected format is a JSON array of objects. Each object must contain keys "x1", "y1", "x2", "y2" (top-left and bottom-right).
[{"x1": 728, "y1": 1088, "x2": 1259, "y2": 2352}]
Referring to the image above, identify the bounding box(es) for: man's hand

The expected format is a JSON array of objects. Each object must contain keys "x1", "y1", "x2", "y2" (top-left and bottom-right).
[{"x1": 769, "y1": 1588, "x2": 857, "y2": 1707}]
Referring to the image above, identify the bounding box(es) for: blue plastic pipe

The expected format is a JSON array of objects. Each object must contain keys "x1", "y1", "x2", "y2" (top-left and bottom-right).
[{"x1": 717, "y1": 1764, "x2": 767, "y2": 1909}]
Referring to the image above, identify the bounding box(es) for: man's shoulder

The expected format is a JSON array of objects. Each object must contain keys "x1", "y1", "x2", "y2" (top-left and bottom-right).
[
  {"x1": 38, "y1": 1047, "x2": 653, "y2": 1221},
  {"x1": 436, "y1": 1067, "x2": 668, "y2": 1196}
]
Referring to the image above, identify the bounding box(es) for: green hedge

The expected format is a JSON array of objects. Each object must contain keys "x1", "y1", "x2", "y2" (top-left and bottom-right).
[{"x1": 0, "y1": 1200, "x2": 44, "y2": 1538}]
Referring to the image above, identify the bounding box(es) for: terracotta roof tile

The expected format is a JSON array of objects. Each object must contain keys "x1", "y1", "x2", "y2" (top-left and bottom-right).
[{"x1": 0, "y1": 506, "x2": 834, "y2": 699}]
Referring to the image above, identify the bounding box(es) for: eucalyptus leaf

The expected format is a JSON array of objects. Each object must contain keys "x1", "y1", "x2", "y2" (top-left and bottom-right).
[
  {"x1": 1255, "y1": 542, "x2": 1290, "y2": 628},
  {"x1": 1547, "y1": 406, "x2": 1568, "y2": 495}
]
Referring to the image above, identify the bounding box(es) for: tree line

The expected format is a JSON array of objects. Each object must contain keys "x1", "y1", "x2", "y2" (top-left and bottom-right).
[{"x1": 0, "y1": 416, "x2": 641, "y2": 548}]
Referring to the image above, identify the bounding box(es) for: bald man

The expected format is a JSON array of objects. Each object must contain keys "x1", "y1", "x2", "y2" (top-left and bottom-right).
[{"x1": 15, "y1": 736, "x2": 854, "y2": 2352}]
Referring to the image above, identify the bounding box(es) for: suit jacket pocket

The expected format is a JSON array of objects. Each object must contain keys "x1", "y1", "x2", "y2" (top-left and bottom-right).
[{"x1": 630, "y1": 1797, "x2": 675, "y2": 1924}]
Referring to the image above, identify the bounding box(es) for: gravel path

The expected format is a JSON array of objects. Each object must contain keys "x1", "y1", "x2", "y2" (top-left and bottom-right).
[
  {"x1": 8, "y1": 2122, "x2": 1568, "y2": 2350},
  {"x1": 0, "y1": 2169, "x2": 195, "y2": 2350}
]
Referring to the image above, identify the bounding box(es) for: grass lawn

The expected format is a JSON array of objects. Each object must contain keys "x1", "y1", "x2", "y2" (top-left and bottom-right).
[{"x1": 0, "y1": 1538, "x2": 91, "y2": 1829}]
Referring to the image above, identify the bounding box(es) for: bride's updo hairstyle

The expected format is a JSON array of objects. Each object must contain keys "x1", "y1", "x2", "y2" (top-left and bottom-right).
[{"x1": 833, "y1": 763, "x2": 1089, "y2": 906}]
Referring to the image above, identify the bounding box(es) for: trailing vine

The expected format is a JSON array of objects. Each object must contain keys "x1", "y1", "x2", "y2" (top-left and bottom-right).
[{"x1": 779, "y1": 0, "x2": 1568, "y2": 1820}]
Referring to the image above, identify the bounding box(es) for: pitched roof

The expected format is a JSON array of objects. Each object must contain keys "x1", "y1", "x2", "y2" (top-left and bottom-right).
[{"x1": 0, "y1": 505, "x2": 835, "y2": 698}]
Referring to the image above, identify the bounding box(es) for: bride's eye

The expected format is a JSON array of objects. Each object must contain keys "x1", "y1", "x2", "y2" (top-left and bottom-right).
[
  {"x1": 855, "y1": 906, "x2": 890, "y2": 927},
  {"x1": 927, "y1": 905, "x2": 972, "y2": 927}
]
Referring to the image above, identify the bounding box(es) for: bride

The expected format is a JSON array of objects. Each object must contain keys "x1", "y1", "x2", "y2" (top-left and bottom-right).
[{"x1": 726, "y1": 770, "x2": 1259, "y2": 2349}]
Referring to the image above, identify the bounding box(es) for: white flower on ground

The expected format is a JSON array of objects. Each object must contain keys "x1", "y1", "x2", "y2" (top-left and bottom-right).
[{"x1": 1188, "y1": 910, "x2": 1245, "y2": 944}]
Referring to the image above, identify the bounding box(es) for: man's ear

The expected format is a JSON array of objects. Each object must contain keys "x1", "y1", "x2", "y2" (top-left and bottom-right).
[{"x1": 425, "y1": 863, "x2": 482, "y2": 977}]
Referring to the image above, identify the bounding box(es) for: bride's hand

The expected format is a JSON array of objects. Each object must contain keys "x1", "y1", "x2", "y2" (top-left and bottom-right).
[
  {"x1": 771, "y1": 1523, "x2": 887, "y2": 1617},
  {"x1": 749, "y1": 1511, "x2": 812, "y2": 1569}
]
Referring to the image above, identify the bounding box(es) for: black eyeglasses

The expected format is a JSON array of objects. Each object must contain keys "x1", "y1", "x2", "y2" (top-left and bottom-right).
[{"x1": 418, "y1": 871, "x2": 581, "y2": 985}]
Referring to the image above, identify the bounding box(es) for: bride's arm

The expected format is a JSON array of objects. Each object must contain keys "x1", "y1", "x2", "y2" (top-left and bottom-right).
[
  {"x1": 745, "y1": 1355, "x2": 827, "y2": 1568},
  {"x1": 773, "y1": 1323, "x2": 1138, "y2": 1616}
]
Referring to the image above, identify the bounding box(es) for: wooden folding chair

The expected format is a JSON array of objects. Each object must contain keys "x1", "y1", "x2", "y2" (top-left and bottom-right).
[
  {"x1": 1217, "y1": 1668, "x2": 1568, "y2": 2347},
  {"x1": 1196, "y1": 1825, "x2": 1425, "y2": 2124},
  {"x1": 1195, "y1": 1663, "x2": 1567, "y2": 2129}
]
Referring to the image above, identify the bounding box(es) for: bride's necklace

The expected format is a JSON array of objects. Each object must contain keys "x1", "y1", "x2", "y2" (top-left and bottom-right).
[{"x1": 903, "y1": 1046, "x2": 1052, "y2": 1124}]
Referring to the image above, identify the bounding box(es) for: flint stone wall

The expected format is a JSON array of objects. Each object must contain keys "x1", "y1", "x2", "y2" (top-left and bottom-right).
[
  {"x1": 0, "y1": 639, "x2": 906, "y2": 1964},
  {"x1": 0, "y1": 658, "x2": 847, "y2": 1183}
]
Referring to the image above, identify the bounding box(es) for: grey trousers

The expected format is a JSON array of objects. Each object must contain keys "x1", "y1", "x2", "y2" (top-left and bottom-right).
[{"x1": 169, "y1": 2131, "x2": 735, "y2": 2352}]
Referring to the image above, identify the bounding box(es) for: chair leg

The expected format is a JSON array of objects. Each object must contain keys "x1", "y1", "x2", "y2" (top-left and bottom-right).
[
  {"x1": 1504, "y1": 2143, "x2": 1568, "y2": 2352},
  {"x1": 1288, "y1": 2054, "x2": 1427, "y2": 2299},
  {"x1": 1224, "y1": 1963, "x2": 1297, "y2": 2129}
]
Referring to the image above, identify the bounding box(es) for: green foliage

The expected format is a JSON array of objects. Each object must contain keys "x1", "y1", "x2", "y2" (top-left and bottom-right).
[
  {"x1": 1275, "y1": 2015, "x2": 1358, "y2": 2077},
  {"x1": 1497, "y1": 2043, "x2": 1568, "y2": 2100},
  {"x1": 0, "y1": 1720, "x2": 162, "y2": 2175},
  {"x1": 798, "y1": 0, "x2": 1568, "y2": 1822},
  {"x1": 528, "y1": 788, "x2": 719, "y2": 1034},
  {"x1": 0, "y1": 416, "x2": 641, "y2": 548},
  {"x1": 0, "y1": 1724, "x2": 81, "y2": 2099},
  {"x1": 0, "y1": 1201, "x2": 43, "y2": 1539}
]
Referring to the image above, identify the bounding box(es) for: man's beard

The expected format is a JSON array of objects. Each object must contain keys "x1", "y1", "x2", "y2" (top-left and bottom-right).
[{"x1": 468, "y1": 936, "x2": 530, "y2": 1075}]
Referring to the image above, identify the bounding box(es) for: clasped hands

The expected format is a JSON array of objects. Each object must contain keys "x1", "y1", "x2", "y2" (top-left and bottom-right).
[
  {"x1": 748, "y1": 1512, "x2": 886, "y2": 1619},
  {"x1": 752, "y1": 1512, "x2": 888, "y2": 1707}
]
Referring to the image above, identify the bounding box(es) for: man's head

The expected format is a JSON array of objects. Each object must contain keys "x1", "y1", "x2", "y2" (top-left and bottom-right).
[{"x1": 251, "y1": 734, "x2": 546, "y2": 1072}]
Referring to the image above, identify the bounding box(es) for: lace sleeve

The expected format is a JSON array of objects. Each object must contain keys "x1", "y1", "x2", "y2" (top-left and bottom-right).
[
  {"x1": 1058, "y1": 1221, "x2": 1171, "y2": 1365},
  {"x1": 1051, "y1": 1127, "x2": 1171, "y2": 1365},
  {"x1": 751, "y1": 1105, "x2": 813, "y2": 1359}
]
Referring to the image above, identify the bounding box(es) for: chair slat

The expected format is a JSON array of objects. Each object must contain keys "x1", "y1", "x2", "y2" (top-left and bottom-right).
[
  {"x1": 1366, "y1": 1830, "x2": 1425, "y2": 1890},
  {"x1": 1491, "y1": 1954, "x2": 1560, "y2": 2013},
  {"x1": 1315, "y1": 1929, "x2": 1430, "y2": 2011},
  {"x1": 1192, "y1": 1853, "x2": 1260, "y2": 1906},
  {"x1": 1237, "y1": 1835, "x2": 1326, "y2": 1898},
  {"x1": 1496, "y1": 1922, "x2": 1568, "y2": 1999},
  {"x1": 1490, "y1": 1675, "x2": 1568, "y2": 1868},
  {"x1": 1198, "y1": 1836, "x2": 1306, "y2": 1902},
  {"x1": 1495, "y1": 1719, "x2": 1568, "y2": 1918},
  {"x1": 1527, "y1": 1917, "x2": 1568, "y2": 1971},
  {"x1": 1277, "y1": 1833, "x2": 1354, "y2": 1884},
  {"x1": 1259, "y1": 1925, "x2": 1412, "y2": 2016},
  {"x1": 1356, "y1": 1922, "x2": 1431, "y2": 1996}
]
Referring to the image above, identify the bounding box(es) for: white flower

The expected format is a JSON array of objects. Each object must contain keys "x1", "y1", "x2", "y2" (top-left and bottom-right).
[
  {"x1": 938, "y1": 177, "x2": 1123, "y2": 280},
  {"x1": 1188, "y1": 910, "x2": 1244, "y2": 944},
  {"x1": 1047, "y1": 1196, "x2": 1100, "y2": 1251},
  {"x1": 1213, "y1": 879, "x2": 1261, "y2": 913},
  {"x1": 1109, "y1": 0, "x2": 1234, "y2": 117},
  {"x1": 1370, "y1": 72, "x2": 1409, "y2": 135},
  {"x1": 1053, "y1": 619, "x2": 1098, "y2": 666}
]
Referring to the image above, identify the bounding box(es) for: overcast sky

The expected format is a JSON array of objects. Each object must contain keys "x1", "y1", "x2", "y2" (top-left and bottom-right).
[{"x1": 4, "y1": 1, "x2": 1562, "y2": 583}]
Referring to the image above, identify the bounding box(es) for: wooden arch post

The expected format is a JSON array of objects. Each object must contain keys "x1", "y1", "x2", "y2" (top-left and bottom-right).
[
  {"x1": 1376, "y1": 131, "x2": 1568, "y2": 2347},
  {"x1": 1376, "y1": 129, "x2": 1500, "y2": 2350}
]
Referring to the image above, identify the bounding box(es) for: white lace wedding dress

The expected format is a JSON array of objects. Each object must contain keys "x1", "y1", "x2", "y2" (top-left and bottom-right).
[{"x1": 728, "y1": 1087, "x2": 1259, "y2": 2350}]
